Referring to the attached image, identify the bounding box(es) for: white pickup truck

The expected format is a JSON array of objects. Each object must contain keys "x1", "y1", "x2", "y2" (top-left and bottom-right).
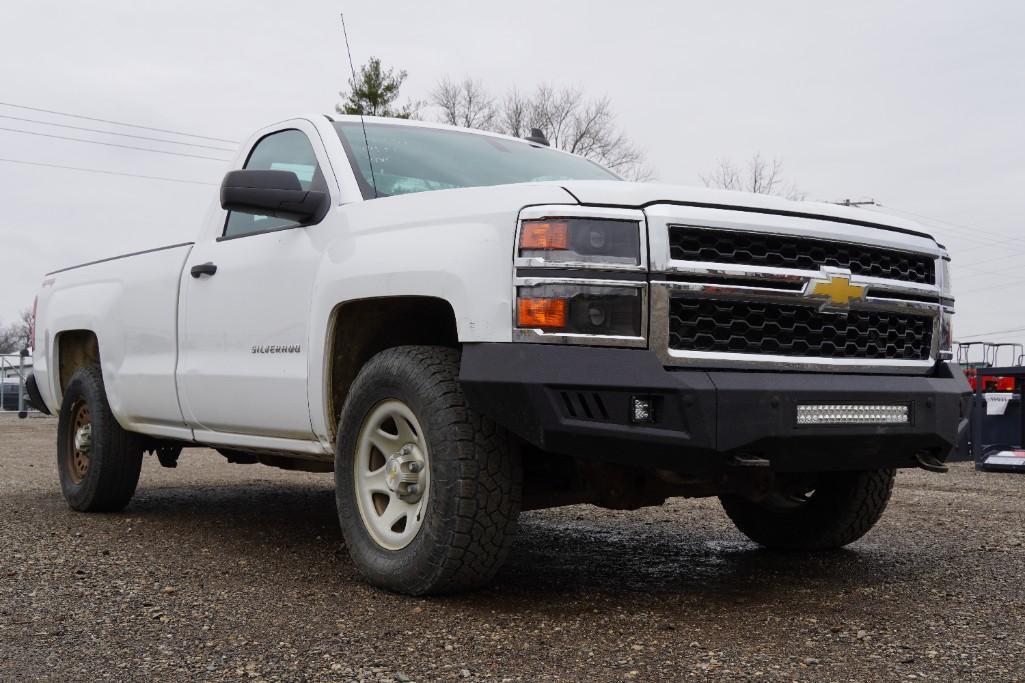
[{"x1": 27, "y1": 115, "x2": 969, "y2": 595}]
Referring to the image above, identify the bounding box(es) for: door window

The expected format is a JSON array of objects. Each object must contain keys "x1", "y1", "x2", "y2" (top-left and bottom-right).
[{"x1": 224, "y1": 129, "x2": 327, "y2": 238}]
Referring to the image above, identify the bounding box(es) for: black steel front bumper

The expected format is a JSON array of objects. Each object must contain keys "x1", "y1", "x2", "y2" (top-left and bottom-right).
[{"x1": 459, "y1": 344, "x2": 972, "y2": 473}]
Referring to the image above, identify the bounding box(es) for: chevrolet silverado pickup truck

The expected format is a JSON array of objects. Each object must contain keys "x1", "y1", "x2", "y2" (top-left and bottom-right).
[{"x1": 27, "y1": 115, "x2": 969, "y2": 595}]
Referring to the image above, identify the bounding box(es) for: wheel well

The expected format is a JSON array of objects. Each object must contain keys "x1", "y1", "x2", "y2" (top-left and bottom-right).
[
  {"x1": 57, "y1": 330, "x2": 100, "y2": 392},
  {"x1": 326, "y1": 297, "x2": 459, "y2": 437}
]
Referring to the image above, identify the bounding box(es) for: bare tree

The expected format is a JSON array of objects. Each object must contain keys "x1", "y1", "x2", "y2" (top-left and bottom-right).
[
  {"x1": 499, "y1": 87, "x2": 530, "y2": 139},
  {"x1": 428, "y1": 79, "x2": 654, "y2": 181},
  {"x1": 431, "y1": 77, "x2": 498, "y2": 130},
  {"x1": 701, "y1": 158, "x2": 742, "y2": 194},
  {"x1": 553, "y1": 92, "x2": 650, "y2": 181},
  {"x1": 0, "y1": 308, "x2": 32, "y2": 354},
  {"x1": 700, "y1": 153, "x2": 805, "y2": 200}
]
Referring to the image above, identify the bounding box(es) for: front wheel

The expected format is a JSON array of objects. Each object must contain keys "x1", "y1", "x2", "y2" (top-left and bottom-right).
[
  {"x1": 334, "y1": 346, "x2": 522, "y2": 595},
  {"x1": 719, "y1": 469, "x2": 896, "y2": 550}
]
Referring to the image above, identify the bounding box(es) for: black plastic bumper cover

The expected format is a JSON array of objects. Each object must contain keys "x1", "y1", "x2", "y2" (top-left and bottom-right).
[{"x1": 459, "y1": 344, "x2": 971, "y2": 473}]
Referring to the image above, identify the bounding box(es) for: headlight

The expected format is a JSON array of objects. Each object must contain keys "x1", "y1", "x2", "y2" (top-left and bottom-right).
[
  {"x1": 515, "y1": 284, "x2": 643, "y2": 338},
  {"x1": 518, "y1": 218, "x2": 641, "y2": 266},
  {"x1": 513, "y1": 207, "x2": 647, "y2": 347},
  {"x1": 940, "y1": 256, "x2": 952, "y2": 294}
]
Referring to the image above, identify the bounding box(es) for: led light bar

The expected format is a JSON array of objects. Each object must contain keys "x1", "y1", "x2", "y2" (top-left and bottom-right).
[{"x1": 796, "y1": 404, "x2": 910, "y2": 426}]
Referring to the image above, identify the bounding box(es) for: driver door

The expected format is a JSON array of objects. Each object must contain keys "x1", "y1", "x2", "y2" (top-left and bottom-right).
[{"x1": 177, "y1": 124, "x2": 335, "y2": 442}]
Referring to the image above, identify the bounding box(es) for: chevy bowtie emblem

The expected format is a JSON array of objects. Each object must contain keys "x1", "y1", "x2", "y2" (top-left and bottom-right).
[{"x1": 810, "y1": 275, "x2": 866, "y2": 306}]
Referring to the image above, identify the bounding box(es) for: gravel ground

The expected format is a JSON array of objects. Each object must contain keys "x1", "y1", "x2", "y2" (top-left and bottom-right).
[{"x1": 2, "y1": 414, "x2": 1025, "y2": 682}]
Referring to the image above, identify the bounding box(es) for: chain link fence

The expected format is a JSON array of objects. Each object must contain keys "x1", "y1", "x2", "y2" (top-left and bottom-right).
[{"x1": 1, "y1": 352, "x2": 34, "y2": 416}]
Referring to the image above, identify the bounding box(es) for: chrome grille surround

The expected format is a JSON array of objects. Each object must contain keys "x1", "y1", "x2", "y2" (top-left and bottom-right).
[{"x1": 645, "y1": 204, "x2": 951, "y2": 373}]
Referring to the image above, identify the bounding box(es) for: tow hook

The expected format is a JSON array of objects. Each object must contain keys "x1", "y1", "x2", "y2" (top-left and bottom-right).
[
  {"x1": 721, "y1": 455, "x2": 774, "y2": 501},
  {"x1": 727, "y1": 455, "x2": 771, "y2": 468},
  {"x1": 915, "y1": 452, "x2": 949, "y2": 473}
]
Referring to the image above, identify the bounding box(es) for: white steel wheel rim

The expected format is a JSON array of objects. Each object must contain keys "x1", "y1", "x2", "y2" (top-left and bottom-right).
[{"x1": 353, "y1": 399, "x2": 431, "y2": 551}]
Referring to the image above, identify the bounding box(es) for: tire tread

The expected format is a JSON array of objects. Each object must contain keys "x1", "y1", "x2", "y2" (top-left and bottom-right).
[
  {"x1": 719, "y1": 469, "x2": 895, "y2": 550},
  {"x1": 335, "y1": 346, "x2": 521, "y2": 595},
  {"x1": 57, "y1": 364, "x2": 142, "y2": 512}
]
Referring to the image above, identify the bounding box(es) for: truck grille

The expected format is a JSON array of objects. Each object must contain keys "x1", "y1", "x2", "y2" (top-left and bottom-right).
[
  {"x1": 668, "y1": 227, "x2": 936, "y2": 285},
  {"x1": 668, "y1": 298, "x2": 933, "y2": 361}
]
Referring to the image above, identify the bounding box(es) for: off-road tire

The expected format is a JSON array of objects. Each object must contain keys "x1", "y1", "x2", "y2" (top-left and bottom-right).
[
  {"x1": 719, "y1": 469, "x2": 896, "y2": 550},
  {"x1": 57, "y1": 365, "x2": 143, "y2": 512},
  {"x1": 335, "y1": 346, "x2": 522, "y2": 595}
]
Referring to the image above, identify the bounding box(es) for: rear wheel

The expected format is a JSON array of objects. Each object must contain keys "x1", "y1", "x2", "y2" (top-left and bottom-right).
[
  {"x1": 335, "y1": 346, "x2": 522, "y2": 595},
  {"x1": 57, "y1": 365, "x2": 143, "y2": 512},
  {"x1": 719, "y1": 469, "x2": 896, "y2": 550}
]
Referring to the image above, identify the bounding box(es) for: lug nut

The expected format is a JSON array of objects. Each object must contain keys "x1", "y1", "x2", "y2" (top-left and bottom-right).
[
  {"x1": 408, "y1": 462, "x2": 422, "y2": 473},
  {"x1": 406, "y1": 484, "x2": 420, "y2": 496}
]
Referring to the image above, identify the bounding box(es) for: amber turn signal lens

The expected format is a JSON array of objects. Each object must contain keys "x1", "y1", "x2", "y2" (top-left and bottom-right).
[
  {"x1": 520, "y1": 221, "x2": 569, "y2": 250},
  {"x1": 517, "y1": 298, "x2": 567, "y2": 329}
]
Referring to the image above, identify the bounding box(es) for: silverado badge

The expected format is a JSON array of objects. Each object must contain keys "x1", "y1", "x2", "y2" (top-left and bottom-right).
[
  {"x1": 251, "y1": 344, "x2": 301, "y2": 354},
  {"x1": 809, "y1": 274, "x2": 866, "y2": 307}
]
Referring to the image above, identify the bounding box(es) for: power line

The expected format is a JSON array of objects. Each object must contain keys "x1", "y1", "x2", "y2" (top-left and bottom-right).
[
  {"x1": 956, "y1": 237, "x2": 1021, "y2": 255},
  {"x1": 865, "y1": 205, "x2": 1009, "y2": 253},
  {"x1": 957, "y1": 255, "x2": 1025, "y2": 279},
  {"x1": 0, "y1": 126, "x2": 231, "y2": 162},
  {"x1": 956, "y1": 247, "x2": 1025, "y2": 270},
  {"x1": 876, "y1": 203, "x2": 1004, "y2": 237},
  {"x1": 874, "y1": 203, "x2": 1015, "y2": 244},
  {"x1": 867, "y1": 204, "x2": 1025, "y2": 272},
  {"x1": 958, "y1": 264, "x2": 1023, "y2": 281},
  {"x1": 957, "y1": 277, "x2": 1025, "y2": 296},
  {"x1": 957, "y1": 326, "x2": 1025, "y2": 340},
  {"x1": 0, "y1": 113, "x2": 235, "y2": 152},
  {"x1": 0, "y1": 157, "x2": 217, "y2": 186},
  {"x1": 958, "y1": 251, "x2": 1025, "y2": 269},
  {"x1": 0, "y1": 101, "x2": 238, "y2": 144}
]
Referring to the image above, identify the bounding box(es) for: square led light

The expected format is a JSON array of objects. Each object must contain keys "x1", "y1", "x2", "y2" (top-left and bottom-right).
[
  {"x1": 631, "y1": 396, "x2": 655, "y2": 424},
  {"x1": 796, "y1": 404, "x2": 909, "y2": 426}
]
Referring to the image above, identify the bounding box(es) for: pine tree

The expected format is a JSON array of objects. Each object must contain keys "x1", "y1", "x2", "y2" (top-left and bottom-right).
[{"x1": 337, "y1": 57, "x2": 418, "y2": 119}]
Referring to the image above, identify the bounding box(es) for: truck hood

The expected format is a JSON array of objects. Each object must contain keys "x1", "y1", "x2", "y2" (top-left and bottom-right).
[{"x1": 558, "y1": 180, "x2": 937, "y2": 243}]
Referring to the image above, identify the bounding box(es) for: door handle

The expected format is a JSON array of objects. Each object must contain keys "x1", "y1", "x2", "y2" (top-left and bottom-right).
[{"x1": 190, "y1": 262, "x2": 218, "y2": 278}]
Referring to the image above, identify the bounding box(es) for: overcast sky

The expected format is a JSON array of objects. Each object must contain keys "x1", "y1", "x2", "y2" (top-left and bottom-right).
[{"x1": 1, "y1": 1, "x2": 1023, "y2": 355}]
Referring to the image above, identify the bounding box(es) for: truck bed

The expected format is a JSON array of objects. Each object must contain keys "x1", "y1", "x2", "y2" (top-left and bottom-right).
[{"x1": 35, "y1": 242, "x2": 195, "y2": 439}]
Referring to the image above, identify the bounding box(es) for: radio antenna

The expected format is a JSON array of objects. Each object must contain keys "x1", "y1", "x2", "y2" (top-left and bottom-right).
[{"x1": 340, "y1": 13, "x2": 378, "y2": 198}]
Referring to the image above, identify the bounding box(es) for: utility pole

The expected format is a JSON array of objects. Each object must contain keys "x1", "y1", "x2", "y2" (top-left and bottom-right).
[
  {"x1": 835, "y1": 198, "x2": 877, "y2": 207},
  {"x1": 17, "y1": 348, "x2": 27, "y2": 419}
]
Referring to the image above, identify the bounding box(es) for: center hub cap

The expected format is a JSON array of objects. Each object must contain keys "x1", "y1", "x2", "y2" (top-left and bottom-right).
[
  {"x1": 74, "y1": 424, "x2": 92, "y2": 453},
  {"x1": 384, "y1": 444, "x2": 425, "y2": 502}
]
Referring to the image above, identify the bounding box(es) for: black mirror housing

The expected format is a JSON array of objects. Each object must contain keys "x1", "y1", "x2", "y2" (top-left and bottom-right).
[{"x1": 220, "y1": 170, "x2": 329, "y2": 224}]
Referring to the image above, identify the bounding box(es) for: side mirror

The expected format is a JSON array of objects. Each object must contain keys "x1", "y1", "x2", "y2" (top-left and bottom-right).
[{"x1": 220, "y1": 170, "x2": 329, "y2": 224}]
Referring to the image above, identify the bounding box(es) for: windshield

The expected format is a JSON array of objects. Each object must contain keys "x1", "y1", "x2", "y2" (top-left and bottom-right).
[{"x1": 333, "y1": 121, "x2": 619, "y2": 198}]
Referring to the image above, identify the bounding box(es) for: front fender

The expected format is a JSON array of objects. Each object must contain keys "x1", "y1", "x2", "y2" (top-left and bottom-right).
[{"x1": 306, "y1": 183, "x2": 578, "y2": 440}]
